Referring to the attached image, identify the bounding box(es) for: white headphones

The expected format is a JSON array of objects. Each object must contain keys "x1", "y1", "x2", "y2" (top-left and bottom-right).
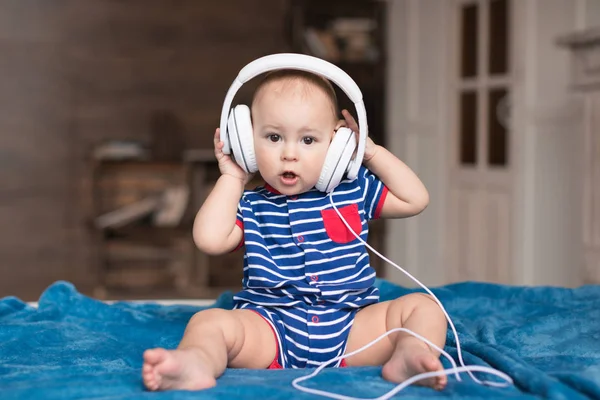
[{"x1": 219, "y1": 53, "x2": 368, "y2": 193}]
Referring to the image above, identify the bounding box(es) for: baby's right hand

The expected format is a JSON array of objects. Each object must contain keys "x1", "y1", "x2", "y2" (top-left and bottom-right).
[{"x1": 213, "y1": 128, "x2": 253, "y2": 184}]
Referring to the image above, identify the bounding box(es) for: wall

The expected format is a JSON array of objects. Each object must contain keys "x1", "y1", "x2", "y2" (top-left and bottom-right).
[
  {"x1": 0, "y1": 1, "x2": 288, "y2": 300},
  {"x1": 517, "y1": 0, "x2": 600, "y2": 287},
  {"x1": 385, "y1": 0, "x2": 599, "y2": 288},
  {"x1": 385, "y1": 0, "x2": 449, "y2": 287}
]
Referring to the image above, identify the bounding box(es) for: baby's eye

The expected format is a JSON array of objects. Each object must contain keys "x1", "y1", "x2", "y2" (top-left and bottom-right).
[
  {"x1": 268, "y1": 134, "x2": 281, "y2": 142},
  {"x1": 302, "y1": 137, "x2": 315, "y2": 145}
]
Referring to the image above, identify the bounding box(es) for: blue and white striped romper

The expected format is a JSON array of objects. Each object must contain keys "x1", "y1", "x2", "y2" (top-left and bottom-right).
[{"x1": 232, "y1": 166, "x2": 388, "y2": 369}]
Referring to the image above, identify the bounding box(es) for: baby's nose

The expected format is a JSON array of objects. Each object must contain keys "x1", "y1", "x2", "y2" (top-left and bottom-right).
[{"x1": 281, "y1": 144, "x2": 298, "y2": 161}]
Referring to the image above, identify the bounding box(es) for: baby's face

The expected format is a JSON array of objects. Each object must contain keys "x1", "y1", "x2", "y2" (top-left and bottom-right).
[{"x1": 251, "y1": 80, "x2": 338, "y2": 195}]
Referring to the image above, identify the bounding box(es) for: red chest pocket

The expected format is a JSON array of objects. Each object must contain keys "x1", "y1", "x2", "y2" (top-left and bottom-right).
[{"x1": 321, "y1": 203, "x2": 362, "y2": 244}]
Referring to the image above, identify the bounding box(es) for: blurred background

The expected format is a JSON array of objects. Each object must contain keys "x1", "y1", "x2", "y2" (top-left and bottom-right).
[{"x1": 1, "y1": 0, "x2": 599, "y2": 301}]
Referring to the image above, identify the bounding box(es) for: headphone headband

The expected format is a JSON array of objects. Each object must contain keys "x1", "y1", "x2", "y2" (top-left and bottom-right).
[{"x1": 219, "y1": 53, "x2": 367, "y2": 180}]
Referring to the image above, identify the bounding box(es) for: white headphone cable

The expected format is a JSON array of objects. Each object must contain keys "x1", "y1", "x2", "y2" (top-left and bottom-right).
[{"x1": 290, "y1": 194, "x2": 514, "y2": 399}]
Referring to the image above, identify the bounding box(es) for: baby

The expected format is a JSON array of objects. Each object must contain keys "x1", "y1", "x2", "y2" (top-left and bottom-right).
[{"x1": 142, "y1": 69, "x2": 448, "y2": 391}]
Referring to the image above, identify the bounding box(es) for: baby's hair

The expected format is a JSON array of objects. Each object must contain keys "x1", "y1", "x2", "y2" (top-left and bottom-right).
[{"x1": 251, "y1": 69, "x2": 339, "y2": 120}]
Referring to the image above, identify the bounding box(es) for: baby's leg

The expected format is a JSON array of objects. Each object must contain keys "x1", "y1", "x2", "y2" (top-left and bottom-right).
[
  {"x1": 344, "y1": 293, "x2": 448, "y2": 390},
  {"x1": 142, "y1": 308, "x2": 276, "y2": 391}
]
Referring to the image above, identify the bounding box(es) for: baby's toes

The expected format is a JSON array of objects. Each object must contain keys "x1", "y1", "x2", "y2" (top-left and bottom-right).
[
  {"x1": 434, "y1": 375, "x2": 447, "y2": 391},
  {"x1": 143, "y1": 368, "x2": 159, "y2": 391}
]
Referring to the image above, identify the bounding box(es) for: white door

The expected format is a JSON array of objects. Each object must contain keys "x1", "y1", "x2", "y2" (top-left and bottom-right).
[
  {"x1": 583, "y1": 92, "x2": 600, "y2": 284},
  {"x1": 446, "y1": 0, "x2": 514, "y2": 283}
]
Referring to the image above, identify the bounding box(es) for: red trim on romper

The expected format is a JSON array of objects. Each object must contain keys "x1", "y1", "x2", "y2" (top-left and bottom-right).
[
  {"x1": 373, "y1": 186, "x2": 389, "y2": 219},
  {"x1": 232, "y1": 219, "x2": 244, "y2": 252},
  {"x1": 264, "y1": 183, "x2": 281, "y2": 194},
  {"x1": 248, "y1": 310, "x2": 283, "y2": 369}
]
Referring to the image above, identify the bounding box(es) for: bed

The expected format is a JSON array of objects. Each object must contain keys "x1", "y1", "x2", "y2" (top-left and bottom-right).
[{"x1": 1, "y1": 278, "x2": 599, "y2": 399}]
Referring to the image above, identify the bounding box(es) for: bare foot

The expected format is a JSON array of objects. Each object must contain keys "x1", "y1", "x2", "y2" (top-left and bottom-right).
[
  {"x1": 142, "y1": 348, "x2": 217, "y2": 391},
  {"x1": 381, "y1": 338, "x2": 447, "y2": 390}
]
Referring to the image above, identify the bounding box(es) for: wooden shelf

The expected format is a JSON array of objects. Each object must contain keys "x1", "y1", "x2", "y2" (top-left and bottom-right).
[{"x1": 88, "y1": 159, "x2": 196, "y2": 299}]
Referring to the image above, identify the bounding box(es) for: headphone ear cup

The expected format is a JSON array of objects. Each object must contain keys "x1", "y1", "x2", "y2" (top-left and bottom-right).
[
  {"x1": 227, "y1": 104, "x2": 257, "y2": 173},
  {"x1": 316, "y1": 127, "x2": 357, "y2": 193}
]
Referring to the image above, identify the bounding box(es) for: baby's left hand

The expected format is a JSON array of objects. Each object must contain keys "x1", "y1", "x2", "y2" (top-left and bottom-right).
[{"x1": 341, "y1": 109, "x2": 378, "y2": 162}]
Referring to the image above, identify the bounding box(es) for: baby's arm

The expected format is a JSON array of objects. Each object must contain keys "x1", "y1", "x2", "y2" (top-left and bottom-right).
[
  {"x1": 342, "y1": 110, "x2": 429, "y2": 219},
  {"x1": 193, "y1": 129, "x2": 250, "y2": 255},
  {"x1": 364, "y1": 143, "x2": 429, "y2": 219}
]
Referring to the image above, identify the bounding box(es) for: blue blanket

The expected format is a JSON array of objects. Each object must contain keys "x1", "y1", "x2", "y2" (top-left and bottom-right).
[{"x1": 1, "y1": 279, "x2": 599, "y2": 399}]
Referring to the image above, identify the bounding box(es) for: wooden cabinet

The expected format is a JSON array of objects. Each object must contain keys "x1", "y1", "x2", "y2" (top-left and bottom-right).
[{"x1": 89, "y1": 160, "x2": 196, "y2": 298}]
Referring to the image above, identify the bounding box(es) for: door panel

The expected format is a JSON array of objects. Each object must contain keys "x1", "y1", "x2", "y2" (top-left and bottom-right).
[
  {"x1": 583, "y1": 93, "x2": 600, "y2": 283},
  {"x1": 447, "y1": 0, "x2": 513, "y2": 284}
]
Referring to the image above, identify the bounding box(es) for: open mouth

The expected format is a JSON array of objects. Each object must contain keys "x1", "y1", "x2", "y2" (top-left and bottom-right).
[{"x1": 280, "y1": 171, "x2": 298, "y2": 185}]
